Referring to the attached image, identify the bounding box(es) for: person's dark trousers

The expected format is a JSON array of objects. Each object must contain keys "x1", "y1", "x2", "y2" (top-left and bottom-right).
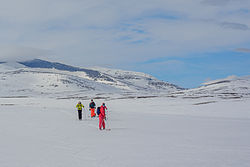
[{"x1": 78, "y1": 110, "x2": 82, "y2": 120}]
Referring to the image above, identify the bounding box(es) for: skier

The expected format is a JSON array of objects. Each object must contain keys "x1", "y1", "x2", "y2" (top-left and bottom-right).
[
  {"x1": 89, "y1": 99, "x2": 96, "y2": 118},
  {"x1": 76, "y1": 101, "x2": 84, "y2": 120},
  {"x1": 99, "y1": 103, "x2": 107, "y2": 130}
]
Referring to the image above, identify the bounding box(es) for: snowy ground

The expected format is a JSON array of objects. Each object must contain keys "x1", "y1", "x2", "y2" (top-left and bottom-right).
[{"x1": 0, "y1": 96, "x2": 250, "y2": 167}]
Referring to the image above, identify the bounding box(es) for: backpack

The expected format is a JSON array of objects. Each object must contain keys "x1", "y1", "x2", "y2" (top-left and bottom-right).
[
  {"x1": 89, "y1": 102, "x2": 95, "y2": 108},
  {"x1": 97, "y1": 107, "x2": 101, "y2": 115}
]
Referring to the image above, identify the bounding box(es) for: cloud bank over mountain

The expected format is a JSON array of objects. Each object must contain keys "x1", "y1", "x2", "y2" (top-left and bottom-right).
[{"x1": 0, "y1": 46, "x2": 51, "y2": 62}]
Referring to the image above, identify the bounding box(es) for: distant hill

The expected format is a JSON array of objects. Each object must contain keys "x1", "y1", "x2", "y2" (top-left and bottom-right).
[
  {"x1": 0, "y1": 59, "x2": 182, "y2": 98},
  {"x1": 172, "y1": 75, "x2": 250, "y2": 99}
]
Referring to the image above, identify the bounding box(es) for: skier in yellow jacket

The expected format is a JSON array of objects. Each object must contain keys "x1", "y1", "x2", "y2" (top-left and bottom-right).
[{"x1": 76, "y1": 101, "x2": 84, "y2": 120}]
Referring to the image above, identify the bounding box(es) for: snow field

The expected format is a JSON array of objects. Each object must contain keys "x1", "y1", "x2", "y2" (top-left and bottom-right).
[{"x1": 0, "y1": 97, "x2": 250, "y2": 167}]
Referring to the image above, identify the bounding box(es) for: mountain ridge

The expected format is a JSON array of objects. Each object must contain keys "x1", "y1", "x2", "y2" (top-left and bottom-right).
[
  {"x1": 0, "y1": 59, "x2": 182, "y2": 98},
  {"x1": 1, "y1": 59, "x2": 249, "y2": 99}
]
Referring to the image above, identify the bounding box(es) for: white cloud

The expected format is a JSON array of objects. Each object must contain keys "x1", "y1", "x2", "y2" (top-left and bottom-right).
[
  {"x1": 0, "y1": 0, "x2": 249, "y2": 67},
  {"x1": 235, "y1": 48, "x2": 250, "y2": 53},
  {"x1": 0, "y1": 46, "x2": 51, "y2": 62},
  {"x1": 220, "y1": 22, "x2": 249, "y2": 30},
  {"x1": 201, "y1": 0, "x2": 232, "y2": 6}
]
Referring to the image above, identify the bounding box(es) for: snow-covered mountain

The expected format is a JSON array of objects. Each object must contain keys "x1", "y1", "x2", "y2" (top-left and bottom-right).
[
  {"x1": 172, "y1": 75, "x2": 250, "y2": 99},
  {"x1": 1, "y1": 59, "x2": 249, "y2": 99},
  {"x1": 0, "y1": 59, "x2": 182, "y2": 98}
]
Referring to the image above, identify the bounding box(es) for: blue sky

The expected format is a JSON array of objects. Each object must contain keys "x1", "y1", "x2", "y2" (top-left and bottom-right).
[
  {"x1": 0, "y1": 0, "x2": 250, "y2": 88},
  {"x1": 132, "y1": 50, "x2": 250, "y2": 88}
]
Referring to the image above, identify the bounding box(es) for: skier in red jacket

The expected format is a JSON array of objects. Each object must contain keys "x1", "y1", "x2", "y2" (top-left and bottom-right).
[{"x1": 99, "y1": 103, "x2": 107, "y2": 130}]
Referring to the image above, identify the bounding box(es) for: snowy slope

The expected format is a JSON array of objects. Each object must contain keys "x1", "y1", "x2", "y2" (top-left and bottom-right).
[
  {"x1": 0, "y1": 68, "x2": 122, "y2": 97},
  {"x1": 20, "y1": 59, "x2": 182, "y2": 92},
  {"x1": 91, "y1": 67, "x2": 181, "y2": 92},
  {"x1": 1, "y1": 59, "x2": 249, "y2": 100},
  {"x1": 172, "y1": 75, "x2": 250, "y2": 99},
  {"x1": 0, "y1": 62, "x2": 26, "y2": 71},
  {"x1": 0, "y1": 59, "x2": 181, "y2": 98}
]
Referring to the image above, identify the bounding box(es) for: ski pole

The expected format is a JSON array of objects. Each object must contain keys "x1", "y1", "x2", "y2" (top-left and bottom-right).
[
  {"x1": 84, "y1": 107, "x2": 87, "y2": 120},
  {"x1": 106, "y1": 110, "x2": 110, "y2": 130}
]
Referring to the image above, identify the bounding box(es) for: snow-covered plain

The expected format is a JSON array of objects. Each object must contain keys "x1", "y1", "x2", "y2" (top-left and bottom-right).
[{"x1": 0, "y1": 96, "x2": 250, "y2": 167}]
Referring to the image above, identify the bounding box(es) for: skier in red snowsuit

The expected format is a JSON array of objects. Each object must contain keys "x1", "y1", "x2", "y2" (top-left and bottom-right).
[{"x1": 99, "y1": 103, "x2": 107, "y2": 130}]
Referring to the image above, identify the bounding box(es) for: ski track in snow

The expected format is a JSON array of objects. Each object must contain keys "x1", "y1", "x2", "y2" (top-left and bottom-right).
[{"x1": 0, "y1": 97, "x2": 250, "y2": 167}]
